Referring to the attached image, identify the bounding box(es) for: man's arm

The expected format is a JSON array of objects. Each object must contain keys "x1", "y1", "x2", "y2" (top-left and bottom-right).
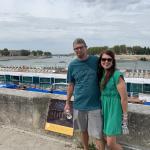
[{"x1": 64, "y1": 83, "x2": 74, "y2": 111}]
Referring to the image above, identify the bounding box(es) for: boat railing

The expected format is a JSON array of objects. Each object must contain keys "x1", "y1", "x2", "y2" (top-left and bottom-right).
[
  {"x1": 0, "y1": 66, "x2": 67, "y2": 74},
  {"x1": 124, "y1": 69, "x2": 150, "y2": 78},
  {"x1": 51, "y1": 83, "x2": 68, "y2": 91}
]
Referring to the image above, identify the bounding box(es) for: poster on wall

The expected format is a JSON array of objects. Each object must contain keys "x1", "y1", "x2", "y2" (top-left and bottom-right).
[{"x1": 45, "y1": 99, "x2": 73, "y2": 136}]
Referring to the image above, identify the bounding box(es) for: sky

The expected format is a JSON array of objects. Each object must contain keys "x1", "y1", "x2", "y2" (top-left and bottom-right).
[{"x1": 0, "y1": 0, "x2": 150, "y2": 54}]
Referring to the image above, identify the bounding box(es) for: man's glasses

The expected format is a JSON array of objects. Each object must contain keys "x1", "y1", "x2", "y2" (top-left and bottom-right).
[
  {"x1": 74, "y1": 46, "x2": 85, "y2": 51},
  {"x1": 101, "y1": 58, "x2": 112, "y2": 62}
]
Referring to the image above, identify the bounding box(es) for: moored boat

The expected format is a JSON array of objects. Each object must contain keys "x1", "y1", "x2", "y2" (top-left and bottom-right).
[{"x1": 0, "y1": 67, "x2": 149, "y2": 103}]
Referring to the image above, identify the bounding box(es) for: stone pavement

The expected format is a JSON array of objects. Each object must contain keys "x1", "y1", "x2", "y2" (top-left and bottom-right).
[
  {"x1": 0, "y1": 125, "x2": 80, "y2": 150},
  {"x1": 0, "y1": 125, "x2": 141, "y2": 150}
]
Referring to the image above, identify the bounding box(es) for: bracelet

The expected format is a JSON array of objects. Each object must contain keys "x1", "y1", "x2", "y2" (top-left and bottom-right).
[
  {"x1": 123, "y1": 113, "x2": 128, "y2": 120},
  {"x1": 123, "y1": 113, "x2": 128, "y2": 116},
  {"x1": 66, "y1": 100, "x2": 70, "y2": 104}
]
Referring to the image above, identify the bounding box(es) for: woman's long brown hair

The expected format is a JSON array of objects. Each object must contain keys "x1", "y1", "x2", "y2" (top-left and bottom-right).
[{"x1": 98, "y1": 50, "x2": 116, "y2": 90}]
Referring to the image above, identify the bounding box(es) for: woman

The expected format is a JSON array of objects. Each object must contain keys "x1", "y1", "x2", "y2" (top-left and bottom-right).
[{"x1": 98, "y1": 50, "x2": 128, "y2": 150}]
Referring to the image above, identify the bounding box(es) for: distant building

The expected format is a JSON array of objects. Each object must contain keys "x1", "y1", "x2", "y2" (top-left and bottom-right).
[{"x1": 9, "y1": 50, "x2": 22, "y2": 56}]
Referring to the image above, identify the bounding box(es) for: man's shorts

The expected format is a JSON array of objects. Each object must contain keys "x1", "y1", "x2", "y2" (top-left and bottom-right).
[{"x1": 73, "y1": 109, "x2": 102, "y2": 139}]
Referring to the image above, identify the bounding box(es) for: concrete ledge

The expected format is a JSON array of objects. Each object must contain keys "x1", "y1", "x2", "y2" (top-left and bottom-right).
[
  {"x1": 118, "y1": 103, "x2": 150, "y2": 150},
  {"x1": 0, "y1": 88, "x2": 50, "y2": 131}
]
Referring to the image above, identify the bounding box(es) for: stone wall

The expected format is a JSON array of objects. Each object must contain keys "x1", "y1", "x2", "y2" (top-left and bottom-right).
[
  {"x1": 0, "y1": 88, "x2": 50, "y2": 131},
  {"x1": 0, "y1": 88, "x2": 150, "y2": 150},
  {"x1": 118, "y1": 104, "x2": 150, "y2": 150}
]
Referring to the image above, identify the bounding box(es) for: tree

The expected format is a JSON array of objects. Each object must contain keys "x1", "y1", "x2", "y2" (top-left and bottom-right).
[
  {"x1": 146, "y1": 47, "x2": 150, "y2": 55},
  {"x1": 1, "y1": 48, "x2": 10, "y2": 56},
  {"x1": 87, "y1": 47, "x2": 107, "y2": 55},
  {"x1": 20, "y1": 49, "x2": 30, "y2": 56},
  {"x1": 120, "y1": 45, "x2": 126, "y2": 54},
  {"x1": 37, "y1": 50, "x2": 43, "y2": 56},
  {"x1": 0, "y1": 50, "x2": 2, "y2": 56},
  {"x1": 126, "y1": 47, "x2": 132, "y2": 54},
  {"x1": 31, "y1": 50, "x2": 37, "y2": 56},
  {"x1": 132, "y1": 46, "x2": 143, "y2": 55},
  {"x1": 113, "y1": 45, "x2": 120, "y2": 54},
  {"x1": 44, "y1": 52, "x2": 52, "y2": 57}
]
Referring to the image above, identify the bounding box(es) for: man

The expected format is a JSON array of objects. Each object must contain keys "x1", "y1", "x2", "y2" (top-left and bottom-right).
[{"x1": 64, "y1": 38, "x2": 104, "y2": 150}]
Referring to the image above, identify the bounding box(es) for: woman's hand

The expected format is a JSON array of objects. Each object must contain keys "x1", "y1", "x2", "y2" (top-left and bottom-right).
[{"x1": 122, "y1": 113, "x2": 129, "y2": 135}]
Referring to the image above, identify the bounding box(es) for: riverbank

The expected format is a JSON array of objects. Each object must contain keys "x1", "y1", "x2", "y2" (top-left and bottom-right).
[
  {"x1": 0, "y1": 56, "x2": 51, "y2": 61},
  {"x1": 116, "y1": 54, "x2": 150, "y2": 61},
  {"x1": 0, "y1": 55, "x2": 149, "y2": 61}
]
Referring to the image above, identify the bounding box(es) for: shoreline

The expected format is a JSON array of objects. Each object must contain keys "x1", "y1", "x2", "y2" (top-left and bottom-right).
[
  {"x1": 0, "y1": 55, "x2": 149, "y2": 61},
  {"x1": 0, "y1": 56, "x2": 51, "y2": 61},
  {"x1": 116, "y1": 55, "x2": 150, "y2": 61}
]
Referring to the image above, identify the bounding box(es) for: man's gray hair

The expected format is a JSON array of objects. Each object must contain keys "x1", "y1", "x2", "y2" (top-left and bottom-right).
[{"x1": 73, "y1": 38, "x2": 87, "y2": 47}]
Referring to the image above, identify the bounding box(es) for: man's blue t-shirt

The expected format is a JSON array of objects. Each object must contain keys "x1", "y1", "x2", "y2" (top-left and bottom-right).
[{"x1": 67, "y1": 55, "x2": 101, "y2": 110}]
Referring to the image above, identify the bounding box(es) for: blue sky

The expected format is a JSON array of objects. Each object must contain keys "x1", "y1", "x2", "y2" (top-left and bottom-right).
[{"x1": 0, "y1": 0, "x2": 150, "y2": 54}]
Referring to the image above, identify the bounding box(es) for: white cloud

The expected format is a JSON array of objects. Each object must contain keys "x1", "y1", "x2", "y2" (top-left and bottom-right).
[{"x1": 0, "y1": 0, "x2": 150, "y2": 53}]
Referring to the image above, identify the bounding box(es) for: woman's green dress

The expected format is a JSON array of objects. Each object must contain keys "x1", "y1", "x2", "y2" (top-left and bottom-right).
[{"x1": 101, "y1": 70, "x2": 123, "y2": 136}]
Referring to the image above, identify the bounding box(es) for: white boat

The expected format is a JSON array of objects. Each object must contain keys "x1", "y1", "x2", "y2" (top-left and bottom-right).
[{"x1": 0, "y1": 67, "x2": 149, "y2": 103}]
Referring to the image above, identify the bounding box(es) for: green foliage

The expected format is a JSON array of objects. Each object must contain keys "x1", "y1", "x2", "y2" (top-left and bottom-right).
[
  {"x1": 76, "y1": 142, "x2": 97, "y2": 150},
  {"x1": 87, "y1": 45, "x2": 150, "y2": 55},
  {"x1": 120, "y1": 45, "x2": 126, "y2": 54},
  {"x1": 0, "y1": 45, "x2": 150, "y2": 56},
  {"x1": 140, "y1": 57, "x2": 148, "y2": 61},
  {"x1": 87, "y1": 46, "x2": 108, "y2": 55},
  {"x1": 20, "y1": 49, "x2": 30, "y2": 56},
  {"x1": 1, "y1": 48, "x2": 10, "y2": 56},
  {"x1": 31, "y1": 50, "x2": 37, "y2": 56},
  {"x1": 44, "y1": 51, "x2": 52, "y2": 57},
  {"x1": 126, "y1": 47, "x2": 132, "y2": 54},
  {"x1": 113, "y1": 45, "x2": 120, "y2": 54},
  {"x1": 132, "y1": 46, "x2": 143, "y2": 54},
  {"x1": 89, "y1": 143, "x2": 97, "y2": 150},
  {"x1": 37, "y1": 50, "x2": 43, "y2": 56},
  {"x1": 0, "y1": 48, "x2": 53, "y2": 57}
]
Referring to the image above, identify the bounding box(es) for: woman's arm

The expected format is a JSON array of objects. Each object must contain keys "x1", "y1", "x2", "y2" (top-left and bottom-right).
[
  {"x1": 117, "y1": 77, "x2": 129, "y2": 134},
  {"x1": 117, "y1": 77, "x2": 128, "y2": 114}
]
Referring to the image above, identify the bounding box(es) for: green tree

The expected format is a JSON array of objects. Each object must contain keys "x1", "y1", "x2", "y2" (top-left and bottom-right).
[
  {"x1": 44, "y1": 51, "x2": 52, "y2": 57},
  {"x1": 87, "y1": 47, "x2": 107, "y2": 55},
  {"x1": 37, "y1": 50, "x2": 43, "y2": 56},
  {"x1": 113, "y1": 45, "x2": 120, "y2": 54},
  {"x1": 20, "y1": 49, "x2": 30, "y2": 56},
  {"x1": 126, "y1": 47, "x2": 132, "y2": 54},
  {"x1": 0, "y1": 50, "x2": 2, "y2": 56},
  {"x1": 2, "y1": 48, "x2": 10, "y2": 56},
  {"x1": 146, "y1": 47, "x2": 150, "y2": 55},
  {"x1": 31, "y1": 50, "x2": 37, "y2": 56},
  {"x1": 120, "y1": 45, "x2": 126, "y2": 54},
  {"x1": 132, "y1": 46, "x2": 143, "y2": 55}
]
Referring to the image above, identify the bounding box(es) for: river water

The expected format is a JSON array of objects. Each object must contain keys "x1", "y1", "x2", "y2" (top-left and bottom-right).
[{"x1": 0, "y1": 56, "x2": 149, "y2": 70}]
